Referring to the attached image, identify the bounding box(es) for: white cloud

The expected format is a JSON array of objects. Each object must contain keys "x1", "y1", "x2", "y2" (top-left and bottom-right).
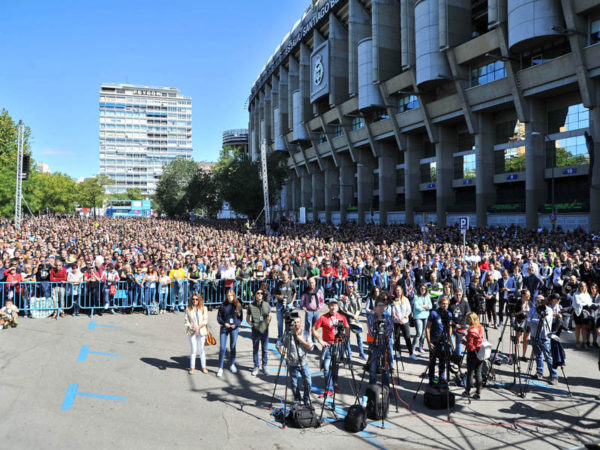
[{"x1": 35, "y1": 148, "x2": 73, "y2": 156}]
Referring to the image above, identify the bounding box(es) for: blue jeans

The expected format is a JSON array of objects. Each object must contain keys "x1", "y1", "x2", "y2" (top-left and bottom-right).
[
  {"x1": 252, "y1": 329, "x2": 269, "y2": 369},
  {"x1": 534, "y1": 339, "x2": 558, "y2": 378},
  {"x1": 452, "y1": 329, "x2": 463, "y2": 356},
  {"x1": 322, "y1": 346, "x2": 338, "y2": 392},
  {"x1": 218, "y1": 326, "x2": 239, "y2": 369},
  {"x1": 276, "y1": 303, "x2": 288, "y2": 343},
  {"x1": 347, "y1": 332, "x2": 365, "y2": 358},
  {"x1": 369, "y1": 347, "x2": 391, "y2": 385},
  {"x1": 159, "y1": 289, "x2": 169, "y2": 310},
  {"x1": 143, "y1": 286, "x2": 156, "y2": 308},
  {"x1": 38, "y1": 281, "x2": 51, "y2": 299},
  {"x1": 304, "y1": 310, "x2": 320, "y2": 343},
  {"x1": 413, "y1": 318, "x2": 427, "y2": 349},
  {"x1": 102, "y1": 286, "x2": 112, "y2": 309},
  {"x1": 290, "y1": 364, "x2": 311, "y2": 404}
]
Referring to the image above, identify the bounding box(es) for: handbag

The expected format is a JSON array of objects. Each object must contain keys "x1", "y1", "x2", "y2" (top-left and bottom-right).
[
  {"x1": 109, "y1": 284, "x2": 117, "y2": 296},
  {"x1": 205, "y1": 327, "x2": 216, "y2": 346}
]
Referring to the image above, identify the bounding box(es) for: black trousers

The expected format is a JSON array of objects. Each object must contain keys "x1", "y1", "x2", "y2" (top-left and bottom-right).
[
  {"x1": 466, "y1": 351, "x2": 483, "y2": 394},
  {"x1": 486, "y1": 296, "x2": 497, "y2": 325},
  {"x1": 394, "y1": 322, "x2": 413, "y2": 354}
]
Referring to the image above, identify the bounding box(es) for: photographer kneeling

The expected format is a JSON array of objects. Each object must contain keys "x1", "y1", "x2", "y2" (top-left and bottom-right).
[
  {"x1": 527, "y1": 295, "x2": 558, "y2": 385},
  {"x1": 312, "y1": 299, "x2": 349, "y2": 397},
  {"x1": 366, "y1": 299, "x2": 395, "y2": 385}
]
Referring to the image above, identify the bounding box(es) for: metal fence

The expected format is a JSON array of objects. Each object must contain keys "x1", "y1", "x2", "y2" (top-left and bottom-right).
[{"x1": 0, "y1": 276, "x2": 373, "y2": 318}]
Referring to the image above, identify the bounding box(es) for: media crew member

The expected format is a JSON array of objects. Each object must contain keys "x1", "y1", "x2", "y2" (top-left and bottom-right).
[
  {"x1": 300, "y1": 277, "x2": 324, "y2": 345},
  {"x1": 287, "y1": 316, "x2": 313, "y2": 406},
  {"x1": 449, "y1": 287, "x2": 470, "y2": 356},
  {"x1": 462, "y1": 312, "x2": 484, "y2": 399},
  {"x1": 274, "y1": 270, "x2": 296, "y2": 346},
  {"x1": 527, "y1": 295, "x2": 558, "y2": 384},
  {"x1": 367, "y1": 299, "x2": 395, "y2": 385},
  {"x1": 246, "y1": 289, "x2": 271, "y2": 376},
  {"x1": 338, "y1": 281, "x2": 367, "y2": 360},
  {"x1": 312, "y1": 299, "x2": 349, "y2": 397},
  {"x1": 497, "y1": 269, "x2": 517, "y2": 327},
  {"x1": 425, "y1": 296, "x2": 453, "y2": 387}
]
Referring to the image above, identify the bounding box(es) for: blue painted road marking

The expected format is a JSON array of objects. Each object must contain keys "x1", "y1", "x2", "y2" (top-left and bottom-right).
[
  {"x1": 88, "y1": 320, "x2": 122, "y2": 330},
  {"x1": 77, "y1": 345, "x2": 120, "y2": 363},
  {"x1": 61, "y1": 384, "x2": 126, "y2": 410}
]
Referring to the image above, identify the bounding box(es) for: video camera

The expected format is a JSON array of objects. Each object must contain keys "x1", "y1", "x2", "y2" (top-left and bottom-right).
[
  {"x1": 335, "y1": 320, "x2": 346, "y2": 338},
  {"x1": 374, "y1": 320, "x2": 386, "y2": 337},
  {"x1": 284, "y1": 309, "x2": 300, "y2": 327}
]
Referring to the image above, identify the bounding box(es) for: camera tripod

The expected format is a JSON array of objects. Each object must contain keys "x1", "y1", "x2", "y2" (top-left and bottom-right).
[
  {"x1": 522, "y1": 309, "x2": 572, "y2": 398},
  {"x1": 355, "y1": 324, "x2": 400, "y2": 429},
  {"x1": 413, "y1": 320, "x2": 453, "y2": 422},
  {"x1": 269, "y1": 321, "x2": 313, "y2": 429},
  {"x1": 486, "y1": 308, "x2": 525, "y2": 396},
  {"x1": 317, "y1": 329, "x2": 360, "y2": 423}
]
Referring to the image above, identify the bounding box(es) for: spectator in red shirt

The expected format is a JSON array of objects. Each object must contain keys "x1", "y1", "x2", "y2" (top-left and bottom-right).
[
  {"x1": 312, "y1": 299, "x2": 349, "y2": 397},
  {"x1": 462, "y1": 312, "x2": 484, "y2": 399},
  {"x1": 50, "y1": 259, "x2": 68, "y2": 318}
]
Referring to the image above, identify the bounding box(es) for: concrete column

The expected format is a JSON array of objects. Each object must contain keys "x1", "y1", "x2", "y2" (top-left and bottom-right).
[
  {"x1": 339, "y1": 153, "x2": 355, "y2": 223},
  {"x1": 525, "y1": 100, "x2": 546, "y2": 230},
  {"x1": 357, "y1": 150, "x2": 376, "y2": 225},
  {"x1": 475, "y1": 114, "x2": 495, "y2": 227},
  {"x1": 312, "y1": 168, "x2": 325, "y2": 216},
  {"x1": 372, "y1": 0, "x2": 401, "y2": 82},
  {"x1": 293, "y1": 175, "x2": 301, "y2": 212},
  {"x1": 288, "y1": 57, "x2": 299, "y2": 131},
  {"x1": 436, "y1": 127, "x2": 456, "y2": 226},
  {"x1": 590, "y1": 98, "x2": 600, "y2": 232},
  {"x1": 329, "y1": 13, "x2": 349, "y2": 106},
  {"x1": 405, "y1": 135, "x2": 423, "y2": 225},
  {"x1": 348, "y1": 0, "x2": 372, "y2": 96},
  {"x1": 378, "y1": 143, "x2": 398, "y2": 225},
  {"x1": 300, "y1": 168, "x2": 311, "y2": 208},
  {"x1": 324, "y1": 160, "x2": 339, "y2": 223}
]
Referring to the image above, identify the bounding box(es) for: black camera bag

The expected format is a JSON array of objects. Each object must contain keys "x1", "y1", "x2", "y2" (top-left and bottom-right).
[
  {"x1": 344, "y1": 404, "x2": 367, "y2": 432},
  {"x1": 289, "y1": 404, "x2": 319, "y2": 429},
  {"x1": 366, "y1": 384, "x2": 389, "y2": 420}
]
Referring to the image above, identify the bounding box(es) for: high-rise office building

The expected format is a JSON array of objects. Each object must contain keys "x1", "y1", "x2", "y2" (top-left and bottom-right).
[{"x1": 99, "y1": 83, "x2": 192, "y2": 196}]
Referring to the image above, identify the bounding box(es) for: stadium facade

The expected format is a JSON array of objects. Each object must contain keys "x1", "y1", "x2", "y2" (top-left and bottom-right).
[
  {"x1": 248, "y1": 0, "x2": 600, "y2": 231},
  {"x1": 99, "y1": 84, "x2": 192, "y2": 196},
  {"x1": 222, "y1": 129, "x2": 249, "y2": 154}
]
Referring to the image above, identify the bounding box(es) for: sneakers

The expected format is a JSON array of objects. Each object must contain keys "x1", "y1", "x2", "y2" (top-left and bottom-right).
[
  {"x1": 110, "y1": 309, "x2": 116, "y2": 315},
  {"x1": 472, "y1": 393, "x2": 481, "y2": 400},
  {"x1": 216, "y1": 368, "x2": 223, "y2": 377},
  {"x1": 260, "y1": 367, "x2": 266, "y2": 374},
  {"x1": 410, "y1": 353, "x2": 418, "y2": 361},
  {"x1": 333, "y1": 385, "x2": 341, "y2": 394},
  {"x1": 419, "y1": 347, "x2": 425, "y2": 353},
  {"x1": 318, "y1": 391, "x2": 334, "y2": 398},
  {"x1": 548, "y1": 377, "x2": 557, "y2": 385},
  {"x1": 251, "y1": 367, "x2": 259, "y2": 376},
  {"x1": 359, "y1": 354, "x2": 367, "y2": 360},
  {"x1": 462, "y1": 390, "x2": 470, "y2": 397},
  {"x1": 531, "y1": 373, "x2": 542, "y2": 380},
  {"x1": 230, "y1": 364, "x2": 238, "y2": 374}
]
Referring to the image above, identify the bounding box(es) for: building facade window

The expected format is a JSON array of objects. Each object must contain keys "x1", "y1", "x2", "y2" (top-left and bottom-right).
[
  {"x1": 454, "y1": 153, "x2": 477, "y2": 179},
  {"x1": 548, "y1": 103, "x2": 589, "y2": 134},
  {"x1": 546, "y1": 135, "x2": 590, "y2": 168},
  {"x1": 590, "y1": 18, "x2": 600, "y2": 46},
  {"x1": 398, "y1": 95, "x2": 419, "y2": 113},
  {"x1": 333, "y1": 125, "x2": 343, "y2": 138},
  {"x1": 470, "y1": 61, "x2": 506, "y2": 87},
  {"x1": 420, "y1": 161, "x2": 437, "y2": 183},
  {"x1": 494, "y1": 146, "x2": 526, "y2": 174},
  {"x1": 351, "y1": 117, "x2": 365, "y2": 130}
]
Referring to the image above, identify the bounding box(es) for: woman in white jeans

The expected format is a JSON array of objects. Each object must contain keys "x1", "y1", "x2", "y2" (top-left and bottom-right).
[{"x1": 185, "y1": 293, "x2": 208, "y2": 374}]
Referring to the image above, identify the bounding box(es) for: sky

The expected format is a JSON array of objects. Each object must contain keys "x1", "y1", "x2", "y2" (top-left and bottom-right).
[{"x1": 0, "y1": 0, "x2": 309, "y2": 179}]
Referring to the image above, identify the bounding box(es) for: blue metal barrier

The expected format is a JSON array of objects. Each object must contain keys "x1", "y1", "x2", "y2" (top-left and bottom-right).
[{"x1": 0, "y1": 275, "x2": 374, "y2": 317}]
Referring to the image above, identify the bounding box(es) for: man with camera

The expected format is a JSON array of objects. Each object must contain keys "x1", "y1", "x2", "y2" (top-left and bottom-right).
[
  {"x1": 300, "y1": 276, "x2": 324, "y2": 345},
  {"x1": 527, "y1": 295, "x2": 558, "y2": 384},
  {"x1": 287, "y1": 316, "x2": 313, "y2": 406},
  {"x1": 366, "y1": 298, "x2": 395, "y2": 385},
  {"x1": 312, "y1": 299, "x2": 349, "y2": 397},
  {"x1": 274, "y1": 270, "x2": 297, "y2": 346},
  {"x1": 497, "y1": 269, "x2": 517, "y2": 327},
  {"x1": 426, "y1": 296, "x2": 453, "y2": 387}
]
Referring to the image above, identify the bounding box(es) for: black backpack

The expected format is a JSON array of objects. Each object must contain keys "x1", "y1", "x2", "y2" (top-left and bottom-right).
[
  {"x1": 288, "y1": 404, "x2": 319, "y2": 429},
  {"x1": 365, "y1": 384, "x2": 389, "y2": 420},
  {"x1": 344, "y1": 404, "x2": 367, "y2": 432}
]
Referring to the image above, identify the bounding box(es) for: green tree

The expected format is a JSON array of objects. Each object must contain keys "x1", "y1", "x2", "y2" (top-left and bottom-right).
[
  {"x1": 110, "y1": 188, "x2": 144, "y2": 201},
  {"x1": 153, "y1": 158, "x2": 199, "y2": 217},
  {"x1": 77, "y1": 175, "x2": 114, "y2": 216},
  {"x1": 214, "y1": 147, "x2": 287, "y2": 219},
  {"x1": 185, "y1": 170, "x2": 221, "y2": 217},
  {"x1": 31, "y1": 172, "x2": 78, "y2": 214}
]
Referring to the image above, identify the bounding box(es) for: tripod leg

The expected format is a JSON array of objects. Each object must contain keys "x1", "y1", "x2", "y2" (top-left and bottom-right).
[
  {"x1": 560, "y1": 367, "x2": 572, "y2": 397},
  {"x1": 269, "y1": 344, "x2": 287, "y2": 409}
]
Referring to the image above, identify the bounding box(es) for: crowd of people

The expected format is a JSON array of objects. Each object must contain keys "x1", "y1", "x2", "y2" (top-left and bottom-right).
[{"x1": 1, "y1": 216, "x2": 600, "y2": 401}]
